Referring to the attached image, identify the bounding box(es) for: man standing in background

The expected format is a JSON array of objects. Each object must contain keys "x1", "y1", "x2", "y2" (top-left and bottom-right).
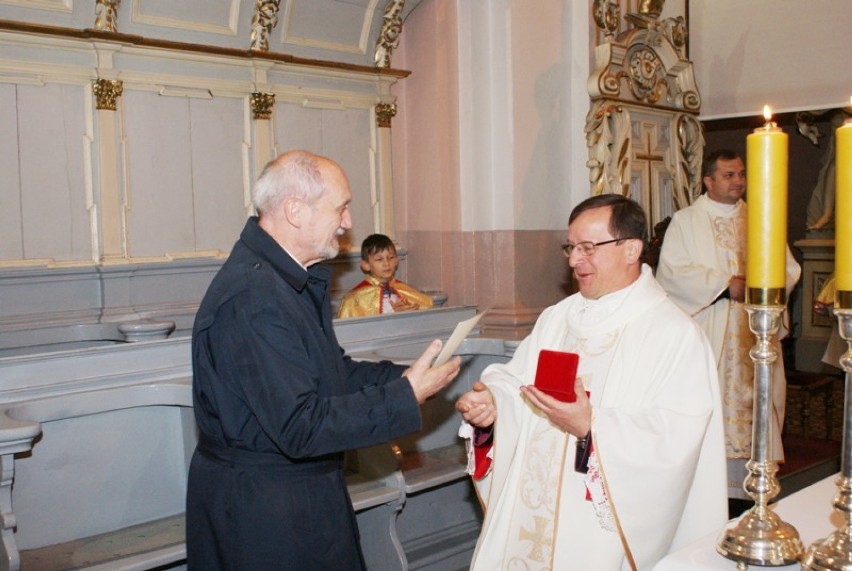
[{"x1": 656, "y1": 149, "x2": 801, "y2": 515}]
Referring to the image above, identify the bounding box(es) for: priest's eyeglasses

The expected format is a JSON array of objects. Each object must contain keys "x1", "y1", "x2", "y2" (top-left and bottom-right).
[{"x1": 561, "y1": 238, "x2": 628, "y2": 257}]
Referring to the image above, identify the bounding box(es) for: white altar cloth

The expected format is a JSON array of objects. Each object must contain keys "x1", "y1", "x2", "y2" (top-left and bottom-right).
[{"x1": 653, "y1": 474, "x2": 843, "y2": 570}]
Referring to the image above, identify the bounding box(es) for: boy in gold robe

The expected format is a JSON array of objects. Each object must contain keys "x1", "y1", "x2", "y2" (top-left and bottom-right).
[{"x1": 337, "y1": 234, "x2": 433, "y2": 318}]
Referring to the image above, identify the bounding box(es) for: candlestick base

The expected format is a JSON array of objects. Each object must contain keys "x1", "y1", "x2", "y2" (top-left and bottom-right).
[
  {"x1": 802, "y1": 308, "x2": 852, "y2": 571},
  {"x1": 716, "y1": 304, "x2": 803, "y2": 567},
  {"x1": 801, "y1": 475, "x2": 852, "y2": 570},
  {"x1": 716, "y1": 461, "x2": 804, "y2": 567}
]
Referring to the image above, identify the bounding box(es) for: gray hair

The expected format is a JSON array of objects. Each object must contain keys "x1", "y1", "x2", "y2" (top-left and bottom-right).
[{"x1": 251, "y1": 151, "x2": 327, "y2": 215}]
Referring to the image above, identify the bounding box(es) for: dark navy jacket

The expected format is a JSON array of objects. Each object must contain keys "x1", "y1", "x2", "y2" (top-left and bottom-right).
[{"x1": 186, "y1": 217, "x2": 420, "y2": 570}]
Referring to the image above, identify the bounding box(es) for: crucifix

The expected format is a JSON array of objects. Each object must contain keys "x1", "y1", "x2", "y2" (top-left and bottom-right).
[{"x1": 631, "y1": 125, "x2": 672, "y2": 230}]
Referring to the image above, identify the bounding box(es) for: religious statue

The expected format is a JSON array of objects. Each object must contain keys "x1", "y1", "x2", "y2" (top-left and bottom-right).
[
  {"x1": 374, "y1": 0, "x2": 405, "y2": 68},
  {"x1": 797, "y1": 108, "x2": 852, "y2": 236},
  {"x1": 94, "y1": 0, "x2": 121, "y2": 32},
  {"x1": 250, "y1": 0, "x2": 281, "y2": 53}
]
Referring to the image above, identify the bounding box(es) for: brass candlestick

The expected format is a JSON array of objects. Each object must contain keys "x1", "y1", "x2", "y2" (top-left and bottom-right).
[
  {"x1": 802, "y1": 297, "x2": 852, "y2": 571},
  {"x1": 717, "y1": 297, "x2": 804, "y2": 568}
]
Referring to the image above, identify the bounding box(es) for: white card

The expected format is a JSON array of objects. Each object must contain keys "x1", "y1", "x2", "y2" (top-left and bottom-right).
[{"x1": 433, "y1": 310, "x2": 487, "y2": 367}]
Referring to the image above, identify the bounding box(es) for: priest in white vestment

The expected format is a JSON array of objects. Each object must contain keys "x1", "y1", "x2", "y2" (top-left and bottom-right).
[
  {"x1": 656, "y1": 150, "x2": 801, "y2": 501},
  {"x1": 457, "y1": 195, "x2": 727, "y2": 571}
]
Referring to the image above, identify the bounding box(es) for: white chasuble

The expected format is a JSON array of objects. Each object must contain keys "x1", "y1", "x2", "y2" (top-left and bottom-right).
[
  {"x1": 468, "y1": 267, "x2": 727, "y2": 571},
  {"x1": 656, "y1": 196, "x2": 801, "y2": 497}
]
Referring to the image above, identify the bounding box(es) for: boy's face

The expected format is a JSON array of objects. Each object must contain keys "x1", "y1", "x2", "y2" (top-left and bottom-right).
[{"x1": 360, "y1": 248, "x2": 399, "y2": 283}]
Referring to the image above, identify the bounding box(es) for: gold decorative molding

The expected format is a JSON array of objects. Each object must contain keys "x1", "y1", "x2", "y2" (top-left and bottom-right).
[
  {"x1": 592, "y1": 0, "x2": 620, "y2": 39},
  {"x1": 250, "y1": 0, "x2": 280, "y2": 52},
  {"x1": 374, "y1": 0, "x2": 405, "y2": 68},
  {"x1": 94, "y1": 0, "x2": 121, "y2": 33},
  {"x1": 675, "y1": 112, "x2": 704, "y2": 204},
  {"x1": 585, "y1": 101, "x2": 630, "y2": 196},
  {"x1": 590, "y1": 0, "x2": 694, "y2": 107},
  {"x1": 251, "y1": 92, "x2": 275, "y2": 120},
  {"x1": 587, "y1": 0, "x2": 702, "y2": 230},
  {"x1": 0, "y1": 19, "x2": 410, "y2": 79},
  {"x1": 375, "y1": 102, "x2": 397, "y2": 128},
  {"x1": 93, "y1": 78, "x2": 123, "y2": 110}
]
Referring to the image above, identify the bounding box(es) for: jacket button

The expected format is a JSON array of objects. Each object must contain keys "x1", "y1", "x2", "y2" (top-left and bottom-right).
[{"x1": 252, "y1": 262, "x2": 262, "y2": 270}]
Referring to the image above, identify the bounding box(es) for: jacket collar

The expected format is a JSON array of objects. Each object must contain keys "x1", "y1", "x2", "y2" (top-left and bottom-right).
[{"x1": 239, "y1": 217, "x2": 332, "y2": 292}]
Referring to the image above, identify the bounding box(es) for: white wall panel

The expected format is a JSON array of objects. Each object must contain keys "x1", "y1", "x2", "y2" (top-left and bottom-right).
[
  {"x1": 275, "y1": 101, "x2": 324, "y2": 153},
  {"x1": 273, "y1": 103, "x2": 375, "y2": 252},
  {"x1": 282, "y1": 0, "x2": 373, "y2": 54},
  {"x1": 0, "y1": 0, "x2": 88, "y2": 29},
  {"x1": 320, "y1": 108, "x2": 373, "y2": 249},
  {"x1": 131, "y1": 0, "x2": 240, "y2": 35},
  {"x1": 0, "y1": 26, "x2": 399, "y2": 267},
  {"x1": 123, "y1": 91, "x2": 195, "y2": 258},
  {"x1": 17, "y1": 82, "x2": 89, "y2": 261},
  {"x1": 188, "y1": 96, "x2": 249, "y2": 253},
  {"x1": 0, "y1": 83, "x2": 23, "y2": 261}
]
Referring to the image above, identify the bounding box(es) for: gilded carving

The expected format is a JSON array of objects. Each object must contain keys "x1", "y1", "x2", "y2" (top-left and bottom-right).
[
  {"x1": 587, "y1": 0, "x2": 703, "y2": 229},
  {"x1": 676, "y1": 113, "x2": 704, "y2": 204},
  {"x1": 585, "y1": 101, "x2": 631, "y2": 196},
  {"x1": 592, "y1": 0, "x2": 620, "y2": 39},
  {"x1": 374, "y1": 0, "x2": 405, "y2": 68},
  {"x1": 250, "y1": 0, "x2": 280, "y2": 53},
  {"x1": 93, "y1": 79, "x2": 123, "y2": 111},
  {"x1": 638, "y1": 0, "x2": 664, "y2": 17},
  {"x1": 375, "y1": 102, "x2": 397, "y2": 128},
  {"x1": 94, "y1": 0, "x2": 121, "y2": 33},
  {"x1": 251, "y1": 92, "x2": 275, "y2": 120},
  {"x1": 626, "y1": 47, "x2": 665, "y2": 104}
]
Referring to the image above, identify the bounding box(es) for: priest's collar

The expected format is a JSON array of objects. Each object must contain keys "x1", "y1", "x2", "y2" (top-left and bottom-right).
[
  {"x1": 704, "y1": 195, "x2": 740, "y2": 213},
  {"x1": 574, "y1": 273, "x2": 641, "y2": 323}
]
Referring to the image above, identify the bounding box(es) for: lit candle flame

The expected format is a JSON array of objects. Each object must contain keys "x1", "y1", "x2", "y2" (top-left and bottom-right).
[{"x1": 763, "y1": 105, "x2": 772, "y2": 121}]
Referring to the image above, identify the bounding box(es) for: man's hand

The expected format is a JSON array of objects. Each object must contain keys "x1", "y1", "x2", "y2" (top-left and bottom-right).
[
  {"x1": 456, "y1": 381, "x2": 496, "y2": 428},
  {"x1": 729, "y1": 275, "x2": 746, "y2": 303},
  {"x1": 404, "y1": 339, "x2": 462, "y2": 404},
  {"x1": 520, "y1": 377, "x2": 591, "y2": 438}
]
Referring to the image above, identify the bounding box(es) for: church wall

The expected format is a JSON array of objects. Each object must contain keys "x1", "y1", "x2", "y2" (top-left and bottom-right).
[
  {"x1": 690, "y1": 0, "x2": 852, "y2": 118},
  {"x1": 391, "y1": 0, "x2": 589, "y2": 337},
  {"x1": 0, "y1": 18, "x2": 403, "y2": 332}
]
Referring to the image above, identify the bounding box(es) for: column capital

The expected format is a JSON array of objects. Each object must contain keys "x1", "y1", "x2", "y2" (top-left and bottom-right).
[
  {"x1": 251, "y1": 92, "x2": 275, "y2": 120},
  {"x1": 375, "y1": 102, "x2": 397, "y2": 128},
  {"x1": 93, "y1": 79, "x2": 123, "y2": 111}
]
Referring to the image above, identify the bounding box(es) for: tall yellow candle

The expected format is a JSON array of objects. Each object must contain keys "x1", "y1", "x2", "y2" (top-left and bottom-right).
[
  {"x1": 746, "y1": 106, "x2": 788, "y2": 292},
  {"x1": 836, "y1": 108, "x2": 852, "y2": 293}
]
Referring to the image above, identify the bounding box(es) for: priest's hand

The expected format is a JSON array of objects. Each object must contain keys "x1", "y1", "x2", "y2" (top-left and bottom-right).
[
  {"x1": 404, "y1": 339, "x2": 462, "y2": 404},
  {"x1": 729, "y1": 275, "x2": 746, "y2": 303},
  {"x1": 520, "y1": 377, "x2": 591, "y2": 438},
  {"x1": 456, "y1": 381, "x2": 496, "y2": 428}
]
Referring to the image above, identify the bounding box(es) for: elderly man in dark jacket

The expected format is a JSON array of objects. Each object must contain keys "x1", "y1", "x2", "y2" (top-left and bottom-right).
[{"x1": 186, "y1": 150, "x2": 461, "y2": 570}]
